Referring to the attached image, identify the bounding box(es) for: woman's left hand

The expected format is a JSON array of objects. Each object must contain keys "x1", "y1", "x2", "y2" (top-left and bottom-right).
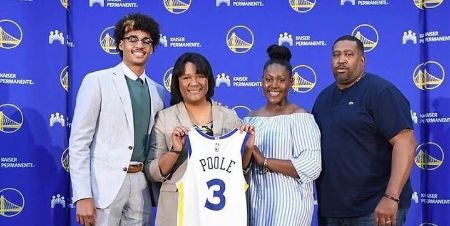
[{"x1": 239, "y1": 124, "x2": 255, "y2": 150}]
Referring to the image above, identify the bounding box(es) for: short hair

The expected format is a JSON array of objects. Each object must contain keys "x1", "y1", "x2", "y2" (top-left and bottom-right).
[
  {"x1": 170, "y1": 52, "x2": 215, "y2": 106},
  {"x1": 263, "y1": 44, "x2": 293, "y2": 76},
  {"x1": 332, "y1": 35, "x2": 364, "y2": 55},
  {"x1": 114, "y1": 13, "x2": 160, "y2": 57}
]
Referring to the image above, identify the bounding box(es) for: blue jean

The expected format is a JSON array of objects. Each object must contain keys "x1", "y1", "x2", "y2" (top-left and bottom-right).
[{"x1": 318, "y1": 208, "x2": 408, "y2": 226}]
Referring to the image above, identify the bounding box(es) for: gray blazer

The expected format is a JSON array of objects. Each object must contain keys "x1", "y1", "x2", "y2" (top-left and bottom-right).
[
  {"x1": 69, "y1": 63, "x2": 166, "y2": 208},
  {"x1": 145, "y1": 102, "x2": 241, "y2": 226}
]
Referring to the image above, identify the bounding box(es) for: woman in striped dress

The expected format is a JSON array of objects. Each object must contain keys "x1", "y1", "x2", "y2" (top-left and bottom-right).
[{"x1": 243, "y1": 45, "x2": 322, "y2": 226}]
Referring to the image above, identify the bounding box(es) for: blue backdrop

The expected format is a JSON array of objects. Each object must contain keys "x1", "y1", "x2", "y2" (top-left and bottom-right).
[{"x1": 1, "y1": 0, "x2": 449, "y2": 225}]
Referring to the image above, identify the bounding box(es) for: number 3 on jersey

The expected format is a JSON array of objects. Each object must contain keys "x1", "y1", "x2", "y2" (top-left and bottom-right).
[{"x1": 205, "y1": 178, "x2": 226, "y2": 210}]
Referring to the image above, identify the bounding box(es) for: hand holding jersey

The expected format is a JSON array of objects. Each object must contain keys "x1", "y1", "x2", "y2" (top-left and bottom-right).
[{"x1": 171, "y1": 126, "x2": 190, "y2": 153}]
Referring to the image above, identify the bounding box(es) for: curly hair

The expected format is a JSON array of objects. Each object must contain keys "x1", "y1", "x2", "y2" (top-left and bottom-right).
[{"x1": 114, "y1": 13, "x2": 160, "y2": 57}]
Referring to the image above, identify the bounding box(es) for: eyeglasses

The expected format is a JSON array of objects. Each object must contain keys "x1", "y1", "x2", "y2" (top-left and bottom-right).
[{"x1": 122, "y1": 36, "x2": 153, "y2": 46}]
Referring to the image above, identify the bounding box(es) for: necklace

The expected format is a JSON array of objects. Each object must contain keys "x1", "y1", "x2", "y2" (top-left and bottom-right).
[
  {"x1": 355, "y1": 72, "x2": 366, "y2": 83},
  {"x1": 184, "y1": 102, "x2": 212, "y2": 125}
]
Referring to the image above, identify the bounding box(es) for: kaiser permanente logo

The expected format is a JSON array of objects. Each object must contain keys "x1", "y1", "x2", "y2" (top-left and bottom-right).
[
  {"x1": 340, "y1": 0, "x2": 389, "y2": 6},
  {"x1": 412, "y1": 191, "x2": 419, "y2": 203},
  {"x1": 291, "y1": 65, "x2": 317, "y2": 93},
  {"x1": 289, "y1": 0, "x2": 316, "y2": 13},
  {"x1": 226, "y1": 26, "x2": 254, "y2": 54},
  {"x1": 352, "y1": 24, "x2": 379, "y2": 52},
  {"x1": 0, "y1": 19, "x2": 23, "y2": 49},
  {"x1": 159, "y1": 33, "x2": 201, "y2": 48},
  {"x1": 48, "y1": 30, "x2": 64, "y2": 45},
  {"x1": 402, "y1": 30, "x2": 417, "y2": 44},
  {"x1": 417, "y1": 192, "x2": 450, "y2": 205},
  {"x1": 0, "y1": 72, "x2": 34, "y2": 85},
  {"x1": 415, "y1": 142, "x2": 444, "y2": 170},
  {"x1": 163, "y1": 0, "x2": 191, "y2": 14},
  {"x1": 414, "y1": 0, "x2": 444, "y2": 9},
  {"x1": 410, "y1": 110, "x2": 418, "y2": 124},
  {"x1": 48, "y1": 29, "x2": 75, "y2": 47},
  {"x1": 403, "y1": 30, "x2": 450, "y2": 44},
  {"x1": 50, "y1": 193, "x2": 75, "y2": 209},
  {"x1": 50, "y1": 112, "x2": 66, "y2": 127},
  {"x1": 413, "y1": 61, "x2": 445, "y2": 90},
  {"x1": 163, "y1": 67, "x2": 173, "y2": 92},
  {"x1": 215, "y1": 73, "x2": 261, "y2": 87},
  {"x1": 50, "y1": 194, "x2": 75, "y2": 208},
  {"x1": 278, "y1": 32, "x2": 326, "y2": 47},
  {"x1": 100, "y1": 26, "x2": 118, "y2": 54},
  {"x1": 216, "y1": 0, "x2": 264, "y2": 7},
  {"x1": 0, "y1": 104, "x2": 23, "y2": 133},
  {"x1": 1, "y1": 156, "x2": 35, "y2": 169},
  {"x1": 89, "y1": 0, "x2": 138, "y2": 8},
  {"x1": 413, "y1": 111, "x2": 450, "y2": 124},
  {"x1": 50, "y1": 194, "x2": 67, "y2": 208},
  {"x1": 0, "y1": 188, "x2": 25, "y2": 217}
]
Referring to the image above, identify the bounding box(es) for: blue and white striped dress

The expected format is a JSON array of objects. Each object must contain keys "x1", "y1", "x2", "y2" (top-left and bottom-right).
[{"x1": 243, "y1": 113, "x2": 321, "y2": 226}]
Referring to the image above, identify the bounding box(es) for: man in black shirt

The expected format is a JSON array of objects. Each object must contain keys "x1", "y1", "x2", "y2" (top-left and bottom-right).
[{"x1": 312, "y1": 35, "x2": 417, "y2": 226}]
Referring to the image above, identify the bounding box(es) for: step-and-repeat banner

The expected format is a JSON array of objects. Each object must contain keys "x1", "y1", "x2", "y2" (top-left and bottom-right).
[{"x1": 1, "y1": 1, "x2": 449, "y2": 225}]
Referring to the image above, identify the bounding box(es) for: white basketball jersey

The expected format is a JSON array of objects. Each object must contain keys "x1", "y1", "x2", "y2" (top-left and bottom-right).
[{"x1": 176, "y1": 128, "x2": 248, "y2": 226}]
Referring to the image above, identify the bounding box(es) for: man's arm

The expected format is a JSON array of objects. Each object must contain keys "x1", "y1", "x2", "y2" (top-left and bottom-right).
[
  {"x1": 69, "y1": 73, "x2": 101, "y2": 202},
  {"x1": 375, "y1": 129, "x2": 416, "y2": 225},
  {"x1": 69, "y1": 73, "x2": 102, "y2": 225},
  {"x1": 386, "y1": 129, "x2": 416, "y2": 203}
]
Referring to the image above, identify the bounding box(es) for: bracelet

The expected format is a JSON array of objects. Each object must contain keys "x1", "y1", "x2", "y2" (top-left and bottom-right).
[
  {"x1": 383, "y1": 193, "x2": 400, "y2": 204},
  {"x1": 169, "y1": 146, "x2": 182, "y2": 155},
  {"x1": 263, "y1": 158, "x2": 269, "y2": 174},
  {"x1": 243, "y1": 166, "x2": 251, "y2": 175}
]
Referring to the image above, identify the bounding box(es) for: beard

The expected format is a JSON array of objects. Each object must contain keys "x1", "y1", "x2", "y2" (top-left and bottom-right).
[{"x1": 333, "y1": 71, "x2": 354, "y2": 84}]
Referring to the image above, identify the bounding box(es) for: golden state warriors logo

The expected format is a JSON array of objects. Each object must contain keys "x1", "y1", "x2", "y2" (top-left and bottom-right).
[
  {"x1": 351, "y1": 24, "x2": 379, "y2": 52},
  {"x1": 61, "y1": 148, "x2": 70, "y2": 173},
  {"x1": 289, "y1": 0, "x2": 316, "y2": 12},
  {"x1": 60, "y1": 66, "x2": 69, "y2": 92},
  {"x1": 419, "y1": 223, "x2": 438, "y2": 226},
  {"x1": 0, "y1": 188, "x2": 25, "y2": 217},
  {"x1": 232, "y1": 105, "x2": 251, "y2": 121},
  {"x1": 0, "y1": 104, "x2": 23, "y2": 134},
  {"x1": 413, "y1": 61, "x2": 445, "y2": 90},
  {"x1": 60, "y1": 0, "x2": 69, "y2": 9},
  {"x1": 415, "y1": 142, "x2": 444, "y2": 170},
  {"x1": 163, "y1": 67, "x2": 173, "y2": 92},
  {"x1": 291, "y1": 65, "x2": 317, "y2": 93},
  {"x1": 0, "y1": 20, "x2": 23, "y2": 49},
  {"x1": 414, "y1": 0, "x2": 444, "y2": 9},
  {"x1": 163, "y1": 0, "x2": 191, "y2": 14},
  {"x1": 99, "y1": 26, "x2": 118, "y2": 54},
  {"x1": 226, "y1": 26, "x2": 254, "y2": 54}
]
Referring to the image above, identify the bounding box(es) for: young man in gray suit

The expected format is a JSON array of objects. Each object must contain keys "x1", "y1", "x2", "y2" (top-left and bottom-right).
[{"x1": 69, "y1": 13, "x2": 166, "y2": 226}]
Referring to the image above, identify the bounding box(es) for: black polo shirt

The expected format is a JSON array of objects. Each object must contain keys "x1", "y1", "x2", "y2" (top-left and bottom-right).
[{"x1": 312, "y1": 73, "x2": 413, "y2": 217}]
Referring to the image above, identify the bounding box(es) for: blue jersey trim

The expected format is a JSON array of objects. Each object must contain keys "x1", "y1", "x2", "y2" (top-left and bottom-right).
[
  {"x1": 240, "y1": 133, "x2": 249, "y2": 156},
  {"x1": 193, "y1": 127, "x2": 239, "y2": 140},
  {"x1": 185, "y1": 134, "x2": 192, "y2": 157}
]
